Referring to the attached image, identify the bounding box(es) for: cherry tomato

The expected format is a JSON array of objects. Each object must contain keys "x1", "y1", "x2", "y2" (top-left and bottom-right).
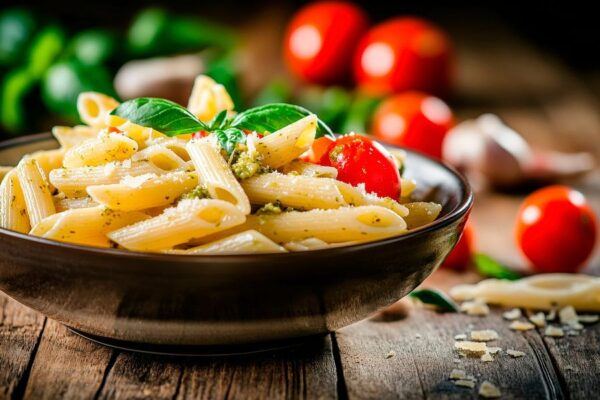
[
  {"x1": 515, "y1": 185, "x2": 597, "y2": 273},
  {"x1": 302, "y1": 136, "x2": 335, "y2": 163},
  {"x1": 320, "y1": 134, "x2": 400, "y2": 199},
  {"x1": 441, "y1": 222, "x2": 475, "y2": 270},
  {"x1": 371, "y1": 91, "x2": 453, "y2": 159},
  {"x1": 353, "y1": 17, "x2": 452, "y2": 96},
  {"x1": 284, "y1": 1, "x2": 369, "y2": 85},
  {"x1": 192, "y1": 130, "x2": 210, "y2": 139}
]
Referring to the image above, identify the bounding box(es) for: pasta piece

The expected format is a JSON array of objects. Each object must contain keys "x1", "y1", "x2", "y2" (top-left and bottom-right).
[
  {"x1": 280, "y1": 160, "x2": 338, "y2": 178},
  {"x1": 77, "y1": 92, "x2": 119, "y2": 128},
  {"x1": 54, "y1": 195, "x2": 98, "y2": 212},
  {"x1": 246, "y1": 205, "x2": 407, "y2": 243},
  {"x1": 186, "y1": 139, "x2": 251, "y2": 214},
  {"x1": 403, "y1": 202, "x2": 443, "y2": 229},
  {"x1": 187, "y1": 75, "x2": 234, "y2": 122},
  {"x1": 255, "y1": 115, "x2": 317, "y2": 168},
  {"x1": 283, "y1": 238, "x2": 355, "y2": 251},
  {"x1": 400, "y1": 178, "x2": 417, "y2": 198},
  {"x1": 241, "y1": 172, "x2": 346, "y2": 209},
  {"x1": 184, "y1": 230, "x2": 286, "y2": 254},
  {"x1": 0, "y1": 169, "x2": 30, "y2": 233},
  {"x1": 335, "y1": 181, "x2": 409, "y2": 217},
  {"x1": 29, "y1": 148, "x2": 66, "y2": 178},
  {"x1": 108, "y1": 199, "x2": 246, "y2": 251},
  {"x1": 0, "y1": 166, "x2": 12, "y2": 183},
  {"x1": 148, "y1": 138, "x2": 191, "y2": 161},
  {"x1": 63, "y1": 132, "x2": 138, "y2": 168},
  {"x1": 106, "y1": 115, "x2": 167, "y2": 149},
  {"x1": 17, "y1": 158, "x2": 56, "y2": 227},
  {"x1": 131, "y1": 145, "x2": 187, "y2": 171},
  {"x1": 30, "y1": 207, "x2": 149, "y2": 248},
  {"x1": 388, "y1": 148, "x2": 406, "y2": 171},
  {"x1": 52, "y1": 125, "x2": 99, "y2": 149},
  {"x1": 87, "y1": 171, "x2": 198, "y2": 211}
]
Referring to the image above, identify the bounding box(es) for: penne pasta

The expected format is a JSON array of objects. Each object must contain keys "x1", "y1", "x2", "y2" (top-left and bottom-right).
[
  {"x1": 16, "y1": 158, "x2": 56, "y2": 227},
  {"x1": 63, "y1": 132, "x2": 138, "y2": 168},
  {"x1": 187, "y1": 75, "x2": 234, "y2": 122},
  {"x1": 0, "y1": 166, "x2": 13, "y2": 183},
  {"x1": 403, "y1": 202, "x2": 443, "y2": 229},
  {"x1": 108, "y1": 199, "x2": 246, "y2": 251},
  {"x1": 0, "y1": 169, "x2": 30, "y2": 233},
  {"x1": 241, "y1": 172, "x2": 346, "y2": 209},
  {"x1": 30, "y1": 206, "x2": 149, "y2": 248},
  {"x1": 131, "y1": 145, "x2": 188, "y2": 171},
  {"x1": 49, "y1": 160, "x2": 170, "y2": 198},
  {"x1": 184, "y1": 230, "x2": 286, "y2": 254},
  {"x1": 87, "y1": 171, "x2": 198, "y2": 211},
  {"x1": 335, "y1": 181, "x2": 409, "y2": 217},
  {"x1": 283, "y1": 238, "x2": 357, "y2": 252},
  {"x1": 255, "y1": 115, "x2": 317, "y2": 168},
  {"x1": 29, "y1": 148, "x2": 66, "y2": 179},
  {"x1": 77, "y1": 92, "x2": 119, "y2": 128},
  {"x1": 52, "y1": 125, "x2": 99, "y2": 149},
  {"x1": 54, "y1": 195, "x2": 98, "y2": 212},
  {"x1": 186, "y1": 139, "x2": 251, "y2": 214},
  {"x1": 148, "y1": 138, "x2": 191, "y2": 161},
  {"x1": 280, "y1": 160, "x2": 338, "y2": 178},
  {"x1": 246, "y1": 205, "x2": 407, "y2": 243}
]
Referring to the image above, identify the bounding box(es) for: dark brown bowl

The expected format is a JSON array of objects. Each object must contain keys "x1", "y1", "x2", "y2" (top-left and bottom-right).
[{"x1": 0, "y1": 133, "x2": 472, "y2": 351}]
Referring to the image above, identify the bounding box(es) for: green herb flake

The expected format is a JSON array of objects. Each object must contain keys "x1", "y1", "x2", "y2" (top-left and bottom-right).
[{"x1": 409, "y1": 288, "x2": 459, "y2": 312}]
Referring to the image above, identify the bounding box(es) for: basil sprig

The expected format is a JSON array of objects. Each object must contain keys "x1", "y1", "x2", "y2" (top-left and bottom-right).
[
  {"x1": 111, "y1": 97, "x2": 207, "y2": 136},
  {"x1": 231, "y1": 103, "x2": 334, "y2": 139},
  {"x1": 410, "y1": 288, "x2": 459, "y2": 312},
  {"x1": 474, "y1": 253, "x2": 521, "y2": 280},
  {"x1": 213, "y1": 128, "x2": 246, "y2": 155}
]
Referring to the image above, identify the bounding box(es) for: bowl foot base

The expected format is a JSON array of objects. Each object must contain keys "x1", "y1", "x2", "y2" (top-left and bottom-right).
[{"x1": 67, "y1": 327, "x2": 328, "y2": 357}]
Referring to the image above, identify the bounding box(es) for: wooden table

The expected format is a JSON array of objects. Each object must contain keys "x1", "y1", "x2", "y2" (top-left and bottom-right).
[{"x1": 2, "y1": 12, "x2": 600, "y2": 400}]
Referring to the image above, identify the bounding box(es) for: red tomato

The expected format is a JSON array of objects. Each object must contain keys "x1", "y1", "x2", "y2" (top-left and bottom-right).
[
  {"x1": 321, "y1": 134, "x2": 400, "y2": 199},
  {"x1": 192, "y1": 130, "x2": 210, "y2": 139},
  {"x1": 441, "y1": 223, "x2": 475, "y2": 270},
  {"x1": 284, "y1": 1, "x2": 369, "y2": 85},
  {"x1": 515, "y1": 185, "x2": 597, "y2": 273},
  {"x1": 302, "y1": 136, "x2": 336, "y2": 163},
  {"x1": 371, "y1": 91, "x2": 453, "y2": 159},
  {"x1": 353, "y1": 17, "x2": 452, "y2": 96}
]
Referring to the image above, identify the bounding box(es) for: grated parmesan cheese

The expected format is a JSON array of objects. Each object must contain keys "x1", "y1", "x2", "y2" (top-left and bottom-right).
[
  {"x1": 479, "y1": 381, "x2": 501, "y2": 398},
  {"x1": 460, "y1": 300, "x2": 490, "y2": 316},
  {"x1": 509, "y1": 320, "x2": 535, "y2": 331},
  {"x1": 559, "y1": 306, "x2": 583, "y2": 330},
  {"x1": 455, "y1": 379, "x2": 476, "y2": 389},
  {"x1": 385, "y1": 350, "x2": 396, "y2": 359},
  {"x1": 470, "y1": 329, "x2": 499, "y2": 342},
  {"x1": 120, "y1": 173, "x2": 157, "y2": 188},
  {"x1": 449, "y1": 369, "x2": 467, "y2": 380},
  {"x1": 487, "y1": 347, "x2": 502, "y2": 355},
  {"x1": 454, "y1": 334, "x2": 467, "y2": 341},
  {"x1": 578, "y1": 315, "x2": 599, "y2": 323},
  {"x1": 529, "y1": 312, "x2": 546, "y2": 328},
  {"x1": 503, "y1": 308, "x2": 522, "y2": 320},
  {"x1": 480, "y1": 352, "x2": 494, "y2": 362},
  {"x1": 507, "y1": 349, "x2": 526, "y2": 358},
  {"x1": 544, "y1": 325, "x2": 564, "y2": 337},
  {"x1": 454, "y1": 341, "x2": 488, "y2": 356}
]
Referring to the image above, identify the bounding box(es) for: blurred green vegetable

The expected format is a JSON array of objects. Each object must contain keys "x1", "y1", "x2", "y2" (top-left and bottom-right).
[
  {"x1": 0, "y1": 9, "x2": 37, "y2": 67},
  {"x1": 410, "y1": 288, "x2": 459, "y2": 312},
  {"x1": 474, "y1": 253, "x2": 522, "y2": 280},
  {"x1": 339, "y1": 94, "x2": 381, "y2": 134},
  {"x1": 205, "y1": 55, "x2": 242, "y2": 110},
  {"x1": 42, "y1": 60, "x2": 115, "y2": 120},
  {"x1": 0, "y1": 68, "x2": 37, "y2": 133},
  {"x1": 27, "y1": 25, "x2": 66, "y2": 78},
  {"x1": 252, "y1": 78, "x2": 292, "y2": 107},
  {"x1": 66, "y1": 29, "x2": 118, "y2": 66},
  {"x1": 127, "y1": 8, "x2": 236, "y2": 57}
]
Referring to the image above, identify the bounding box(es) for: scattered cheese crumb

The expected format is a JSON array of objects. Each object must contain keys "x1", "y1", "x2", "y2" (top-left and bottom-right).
[
  {"x1": 480, "y1": 352, "x2": 494, "y2": 362},
  {"x1": 567, "y1": 330, "x2": 580, "y2": 336},
  {"x1": 559, "y1": 306, "x2": 581, "y2": 330},
  {"x1": 529, "y1": 312, "x2": 546, "y2": 328},
  {"x1": 460, "y1": 300, "x2": 490, "y2": 316},
  {"x1": 544, "y1": 325, "x2": 564, "y2": 337},
  {"x1": 455, "y1": 379, "x2": 476, "y2": 389},
  {"x1": 449, "y1": 369, "x2": 467, "y2": 380},
  {"x1": 454, "y1": 334, "x2": 467, "y2": 341},
  {"x1": 120, "y1": 173, "x2": 157, "y2": 188},
  {"x1": 385, "y1": 350, "x2": 396, "y2": 359},
  {"x1": 507, "y1": 349, "x2": 526, "y2": 358},
  {"x1": 415, "y1": 333, "x2": 422, "y2": 339},
  {"x1": 509, "y1": 320, "x2": 536, "y2": 331},
  {"x1": 479, "y1": 381, "x2": 501, "y2": 398},
  {"x1": 503, "y1": 308, "x2": 522, "y2": 320},
  {"x1": 487, "y1": 347, "x2": 502, "y2": 355},
  {"x1": 454, "y1": 341, "x2": 488, "y2": 356},
  {"x1": 471, "y1": 329, "x2": 499, "y2": 342},
  {"x1": 546, "y1": 309, "x2": 557, "y2": 321},
  {"x1": 578, "y1": 315, "x2": 599, "y2": 324},
  {"x1": 453, "y1": 358, "x2": 461, "y2": 364}
]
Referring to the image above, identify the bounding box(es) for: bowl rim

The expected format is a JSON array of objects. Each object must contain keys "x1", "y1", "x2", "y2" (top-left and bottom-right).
[{"x1": 0, "y1": 132, "x2": 474, "y2": 263}]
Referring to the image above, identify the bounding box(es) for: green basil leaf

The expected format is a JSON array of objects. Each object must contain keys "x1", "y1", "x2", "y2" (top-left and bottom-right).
[
  {"x1": 474, "y1": 253, "x2": 521, "y2": 280},
  {"x1": 231, "y1": 103, "x2": 334, "y2": 139},
  {"x1": 213, "y1": 127, "x2": 246, "y2": 155},
  {"x1": 111, "y1": 97, "x2": 206, "y2": 136},
  {"x1": 209, "y1": 109, "x2": 229, "y2": 130},
  {"x1": 409, "y1": 288, "x2": 459, "y2": 312}
]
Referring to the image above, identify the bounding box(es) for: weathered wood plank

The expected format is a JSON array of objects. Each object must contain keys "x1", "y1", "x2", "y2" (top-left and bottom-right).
[
  {"x1": 0, "y1": 293, "x2": 46, "y2": 399},
  {"x1": 336, "y1": 307, "x2": 564, "y2": 400},
  {"x1": 22, "y1": 319, "x2": 113, "y2": 400},
  {"x1": 176, "y1": 336, "x2": 338, "y2": 400}
]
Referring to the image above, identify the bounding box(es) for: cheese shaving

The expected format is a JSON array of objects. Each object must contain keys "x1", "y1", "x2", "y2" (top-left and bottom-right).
[
  {"x1": 507, "y1": 349, "x2": 526, "y2": 358},
  {"x1": 470, "y1": 329, "x2": 499, "y2": 342},
  {"x1": 479, "y1": 381, "x2": 501, "y2": 398},
  {"x1": 509, "y1": 320, "x2": 536, "y2": 331},
  {"x1": 454, "y1": 341, "x2": 487, "y2": 356}
]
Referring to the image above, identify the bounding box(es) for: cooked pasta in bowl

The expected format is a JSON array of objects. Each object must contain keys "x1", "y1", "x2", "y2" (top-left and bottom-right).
[{"x1": 0, "y1": 76, "x2": 472, "y2": 351}]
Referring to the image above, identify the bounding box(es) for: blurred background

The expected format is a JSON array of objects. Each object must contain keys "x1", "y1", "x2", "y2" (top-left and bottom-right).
[{"x1": 2, "y1": 0, "x2": 600, "y2": 275}]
